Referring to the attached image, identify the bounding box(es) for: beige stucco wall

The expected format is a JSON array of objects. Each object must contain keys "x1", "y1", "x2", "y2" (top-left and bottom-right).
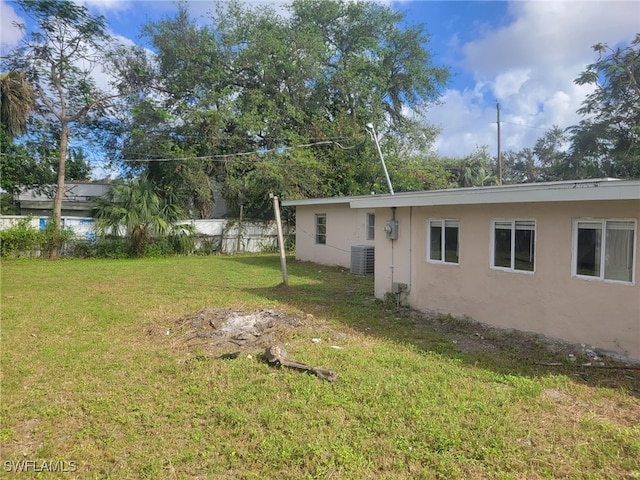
[
  {"x1": 374, "y1": 200, "x2": 640, "y2": 360},
  {"x1": 294, "y1": 204, "x2": 375, "y2": 268}
]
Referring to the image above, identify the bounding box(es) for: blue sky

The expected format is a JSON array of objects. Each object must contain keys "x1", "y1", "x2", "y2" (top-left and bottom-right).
[{"x1": 1, "y1": 0, "x2": 638, "y2": 170}]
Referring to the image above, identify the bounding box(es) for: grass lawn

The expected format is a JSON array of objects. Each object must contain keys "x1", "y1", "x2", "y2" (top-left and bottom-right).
[{"x1": 1, "y1": 255, "x2": 639, "y2": 479}]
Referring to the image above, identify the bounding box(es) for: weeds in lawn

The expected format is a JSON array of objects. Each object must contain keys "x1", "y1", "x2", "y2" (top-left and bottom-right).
[{"x1": 1, "y1": 255, "x2": 639, "y2": 479}]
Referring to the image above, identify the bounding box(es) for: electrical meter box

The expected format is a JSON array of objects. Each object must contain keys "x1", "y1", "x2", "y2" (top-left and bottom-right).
[{"x1": 384, "y1": 220, "x2": 398, "y2": 240}]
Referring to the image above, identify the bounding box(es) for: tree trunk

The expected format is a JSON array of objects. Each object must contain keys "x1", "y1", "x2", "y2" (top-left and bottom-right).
[{"x1": 50, "y1": 121, "x2": 69, "y2": 259}]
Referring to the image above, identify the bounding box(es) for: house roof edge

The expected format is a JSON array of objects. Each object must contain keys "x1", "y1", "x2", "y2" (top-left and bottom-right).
[{"x1": 349, "y1": 179, "x2": 640, "y2": 208}]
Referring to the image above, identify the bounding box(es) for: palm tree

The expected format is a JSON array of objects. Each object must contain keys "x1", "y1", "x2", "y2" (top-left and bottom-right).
[
  {"x1": 92, "y1": 177, "x2": 186, "y2": 256},
  {"x1": 0, "y1": 71, "x2": 34, "y2": 138},
  {"x1": 457, "y1": 161, "x2": 499, "y2": 187}
]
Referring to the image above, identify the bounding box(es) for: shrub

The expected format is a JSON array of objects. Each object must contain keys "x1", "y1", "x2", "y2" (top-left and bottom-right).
[
  {"x1": 195, "y1": 236, "x2": 221, "y2": 255},
  {"x1": 40, "y1": 220, "x2": 74, "y2": 257},
  {"x1": 0, "y1": 218, "x2": 40, "y2": 257},
  {"x1": 143, "y1": 239, "x2": 173, "y2": 258},
  {"x1": 67, "y1": 239, "x2": 96, "y2": 258},
  {"x1": 169, "y1": 224, "x2": 196, "y2": 255},
  {"x1": 1, "y1": 218, "x2": 83, "y2": 258},
  {"x1": 95, "y1": 236, "x2": 130, "y2": 259}
]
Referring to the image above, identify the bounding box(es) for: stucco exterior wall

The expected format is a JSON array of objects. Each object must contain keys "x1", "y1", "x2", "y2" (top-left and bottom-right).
[
  {"x1": 294, "y1": 204, "x2": 375, "y2": 268},
  {"x1": 374, "y1": 200, "x2": 640, "y2": 360}
]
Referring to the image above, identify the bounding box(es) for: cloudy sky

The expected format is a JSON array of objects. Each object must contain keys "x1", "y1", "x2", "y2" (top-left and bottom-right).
[{"x1": 1, "y1": 0, "x2": 638, "y2": 162}]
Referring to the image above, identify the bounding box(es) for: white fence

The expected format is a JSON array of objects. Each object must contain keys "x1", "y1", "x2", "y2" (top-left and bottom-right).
[{"x1": 0, "y1": 216, "x2": 293, "y2": 254}]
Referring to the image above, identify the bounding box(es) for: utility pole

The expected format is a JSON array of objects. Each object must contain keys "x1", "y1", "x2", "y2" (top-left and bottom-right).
[{"x1": 497, "y1": 101, "x2": 502, "y2": 185}]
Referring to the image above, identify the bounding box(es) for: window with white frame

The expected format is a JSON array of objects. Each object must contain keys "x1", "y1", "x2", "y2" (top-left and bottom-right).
[
  {"x1": 491, "y1": 220, "x2": 535, "y2": 272},
  {"x1": 428, "y1": 219, "x2": 459, "y2": 264},
  {"x1": 315, "y1": 214, "x2": 326, "y2": 244},
  {"x1": 573, "y1": 219, "x2": 636, "y2": 284},
  {"x1": 367, "y1": 213, "x2": 375, "y2": 240}
]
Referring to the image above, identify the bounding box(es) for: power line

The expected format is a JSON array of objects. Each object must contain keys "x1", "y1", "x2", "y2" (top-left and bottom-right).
[
  {"x1": 118, "y1": 138, "x2": 362, "y2": 163},
  {"x1": 294, "y1": 225, "x2": 351, "y2": 254},
  {"x1": 0, "y1": 137, "x2": 364, "y2": 165}
]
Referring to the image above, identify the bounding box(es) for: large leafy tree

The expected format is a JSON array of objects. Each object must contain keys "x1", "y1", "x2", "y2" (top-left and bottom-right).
[
  {"x1": 111, "y1": 0, "x2": 448, "y2": 218},
  {"x1": 568, "y1": 34, "x2": 640, "y2": 178},
  {"x1": 0, "y1": 128, "x2": 91, "y2": 198},
  {"x1": 4, "y1": 0, "x2": 133, "y2": 257},
  {"x1": 0, "y1": 70, "x2": 91, "y2": 211},
  {"x1": 502, "y1": 126, "x2": 572, "y2": 183}
]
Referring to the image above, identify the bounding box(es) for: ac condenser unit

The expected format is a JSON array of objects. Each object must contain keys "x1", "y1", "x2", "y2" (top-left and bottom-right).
[{"x1": 350, "y1": 245, "x2": 375, "y2": 275}]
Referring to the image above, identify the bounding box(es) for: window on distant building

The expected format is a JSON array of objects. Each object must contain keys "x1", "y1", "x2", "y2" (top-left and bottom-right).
[
  {"x1": 315, "y1": 214, "x2": 326, "y2": 244},
  {"x1": 491, "y1": 220, "x2": 535, "y2": 272},
  {"x1": 367, "y1": 213, "x2": 375, "y2": 240},
  {"x1": 573, "y1": 219, "x2": 636, "y2": 284},
  {"x1": 428, "y1": 219, "x2": 459, "y2": 264}
]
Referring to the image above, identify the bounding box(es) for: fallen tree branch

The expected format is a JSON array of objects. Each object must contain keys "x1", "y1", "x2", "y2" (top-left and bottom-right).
[{"x1": 265, "y1": 343, "x2": 337, "y2": 382}]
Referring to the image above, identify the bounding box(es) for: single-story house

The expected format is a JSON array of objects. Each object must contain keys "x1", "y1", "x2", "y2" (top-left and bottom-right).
[
  {"x1": 15, "y1": 182, "x2": 111, "y2": 217},
  {"x1": 14, "y1": 180, "x2": 233, "y2": 219},
  {"x1": 281, "y1": 197, "x2": 376, "y2": 269},
  {"x1": 283, "y1": 178, "x2": 640, "y2": 360}
]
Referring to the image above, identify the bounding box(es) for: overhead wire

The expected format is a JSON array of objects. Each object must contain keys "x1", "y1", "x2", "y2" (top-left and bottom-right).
[
  {"x1": 0, "y1": 136, "x2": 366, "y2": 166},
  {"x1": 118, "y1": 137, "x2": 364, "y2": 163},
  {"x1": 294, "y1": 225, "x2": 351, "y2": 254}
]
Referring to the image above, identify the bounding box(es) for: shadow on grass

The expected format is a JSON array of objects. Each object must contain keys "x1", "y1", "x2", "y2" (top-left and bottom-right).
[
  {"x1": 216, "y1": 253, "x2": 317, "y2": 280},
  {"x1": 232, "y1": 257, "x2": 640, "y2": 399}
]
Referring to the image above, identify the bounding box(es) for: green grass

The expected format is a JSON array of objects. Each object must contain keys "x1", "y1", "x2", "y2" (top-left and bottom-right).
[{"x1": 1, "y1": 255, "x2": 639, "y2": 479}]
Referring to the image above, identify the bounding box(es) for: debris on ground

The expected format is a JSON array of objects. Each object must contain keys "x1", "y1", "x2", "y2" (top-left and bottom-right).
[
  {"x1": 149, "y1": 305, "x2": 637, "y2": 392},
  {"x1": 168, "y1": 308, "x2": 307, "y2": 354},
  {"x1": 265, "y1": 342, "x2": 336, "y2": 382}
]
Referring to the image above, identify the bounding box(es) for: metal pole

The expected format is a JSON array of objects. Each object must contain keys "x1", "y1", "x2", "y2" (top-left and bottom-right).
[
  {"x1": 497, "y1": 101, "x2": 502, "y2": 185},
  {"x1": 367, "y1": 124, "x2": 394, "y2": 195},
  {"x1": 271, "y1": 194, "x2": 288, "y2": 286}
]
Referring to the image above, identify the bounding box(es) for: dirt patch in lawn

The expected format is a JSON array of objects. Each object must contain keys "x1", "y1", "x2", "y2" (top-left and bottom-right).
[{"x1": 157, "y1": 307, "x2": 310, "y2": 356}]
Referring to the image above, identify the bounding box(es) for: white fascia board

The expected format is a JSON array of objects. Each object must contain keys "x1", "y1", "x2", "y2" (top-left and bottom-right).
[
  {"x1": 349, "y1": 180, "x2": 640, "y2": 209},
  {"x1": 281, "y1": 196, "x2": 354, "y2": 207}
]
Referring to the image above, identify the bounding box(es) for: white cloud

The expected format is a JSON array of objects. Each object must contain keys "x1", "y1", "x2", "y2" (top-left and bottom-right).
[
  {"x1": 428, "y1": 88, "x2": 497, "y2": 157},
  {"x1": 493, "y1": 69, "x2": 531, "y2": 99},
  {"x1": 77, "y1": 0, "x2": 131, "y2": 13},
  {"x1": 0, "y1": 0, "x2": 24, "y2": 52},
  {"x1": 431, "y1": 0, "x2": 639, "y2": 158}
]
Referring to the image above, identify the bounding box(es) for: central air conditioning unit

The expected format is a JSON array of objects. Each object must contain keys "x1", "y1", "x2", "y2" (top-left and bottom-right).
[{"x1": 350, "y1": 245, "x2": 375, "y2": 276}]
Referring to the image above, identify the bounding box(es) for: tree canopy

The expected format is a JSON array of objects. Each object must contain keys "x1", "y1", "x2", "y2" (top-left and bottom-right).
[
  {"x1": 3, "y1": 0, "x2": 147, "y2": 255},
  {"x1": 568, "y1": 34, "x2": 640, "y2": 179},
  {"x1": 503, "y1": 36, "x2": 640, "y2": 184},
  {"x1": 107, "y1": 0, "x2": 450, "y2": 218},
  {"x1": 4, "y1": 0, "x2": 638, "y2": 230}
]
